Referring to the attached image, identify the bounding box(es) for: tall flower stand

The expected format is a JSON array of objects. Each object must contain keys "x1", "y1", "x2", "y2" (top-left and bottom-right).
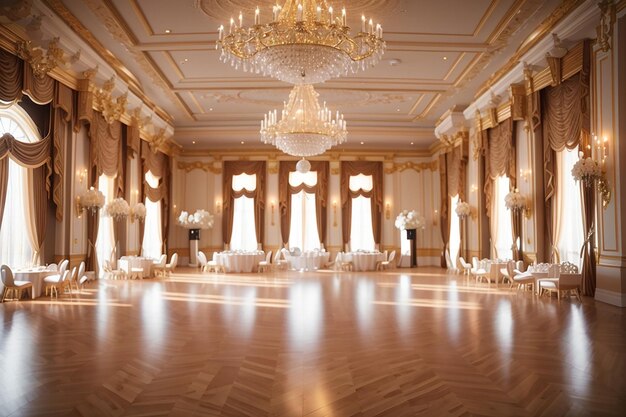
[
  {"x1": 406, "y1": 228, "x2": 417, "y2": 267},
  {"x1": 188, "y1": 229, "x2": 199, "y2": 267}
]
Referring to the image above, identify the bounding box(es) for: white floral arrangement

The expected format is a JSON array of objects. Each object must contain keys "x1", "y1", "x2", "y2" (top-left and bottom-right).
[
  {"x1": 455, "y1": 201, "x2": 471, "y2": 218},
  {"x1": 178, "y1": 209, "x2": 214, "y2": 229},
  {"x1": 394, "y1": 209, "x2": 426, "y2": 230},
  {"x1": 130, "y1": 202, "x2": 146, "y2": 222},
  {"x1": 78, "y1": 187, "x2": 105, "y2": 213},
  {"x1": 571, "y1": 154, "x2": 602, "y2": 183},
  {"x1": 104, "y1": 197, "x2": 130, "y2": 221},
  {"x1": 504, "y1": 189, "x2": 525, "y2": 211}
]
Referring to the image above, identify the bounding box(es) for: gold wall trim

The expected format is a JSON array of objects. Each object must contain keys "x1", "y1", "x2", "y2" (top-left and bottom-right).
[
  {"x1": 177, "y1": 161, "x2": 222, "y2": 174},
  {"x1": 385, "y1": 160, "x2": 439, "y2": 174}
]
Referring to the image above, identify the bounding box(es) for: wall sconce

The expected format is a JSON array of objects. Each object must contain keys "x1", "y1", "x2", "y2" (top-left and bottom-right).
[
  {"x1": 524, "y1": 206, "x2": 532, "y2": 219},
  {"x1": 271, "y1": 200, "x2": 275, "y2": 226},
  {"x1": 132, "y1": 189, "x2": 139, "y2": 205},
  {"x1": 433, "y1": 209, "x2": 438, "y2": 226},
  {"x1": 76, "y1": 168, "x2": 87, "y2": 184},
  {"x1": 470, "y1": 184, "x2": 478, "y2": 193},
  {"x1": 215, "y1": 200, "x2": 222, "y2": 214},
  {"x1": 593, "y1": 134, "x2": 612, "y2": 208},
  {"x1": 333, "y1": 200, "x2": 338, "y2": 227},
  {"x1": 519, "y1": 168, "x2": 531, "y2": 182},
  {"x1": 385, "y1": 202, "x2": 391, "y2": 220}
]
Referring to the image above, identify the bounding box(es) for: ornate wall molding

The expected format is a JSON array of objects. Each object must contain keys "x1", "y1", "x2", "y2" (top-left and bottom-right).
[
  {"x1": 597, "y1": 0, "x2": 616, "y2": 52},
  {"x1": 384, "y1": 160, "x2": 438, "y2": 174},
  {"x1": 93, "y1": 76, "x2": 127, "y2": 124},
  {"x1": 17, "y1": 37, "x2": 78, "y2": 78},
  {"x1": 177, "y1": 160, "x2": 222, "y2": 174}
]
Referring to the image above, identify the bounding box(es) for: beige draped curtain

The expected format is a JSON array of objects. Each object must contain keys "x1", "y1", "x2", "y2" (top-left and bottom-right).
[
  {"x1": 278, "y1": 161, "x2": 329, "y2": 248},
  {"x1": 222, "y1": 161, "x2": 266, "y2": 247},
  {"x1": 340, "y1": 161, "x2": 383, "y2": 247},
  {"x1": 538, "y1": 41, "x2": 593, "y2": 295},
  {"x1": 440, "y1": 143, "x2": 468, "y2": 264},
  {"x1": 141, "y1": 142, "x2": 170, "y2": 253},
  {"x1": 439, "y1": 154, "x2": 449, "y2": 267},
  {"x1": 0, "y1": 133, "x2": 51, "y2": 263}
]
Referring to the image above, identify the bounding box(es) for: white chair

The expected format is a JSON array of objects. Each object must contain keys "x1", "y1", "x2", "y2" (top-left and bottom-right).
[
  {"x1": 258, "y1": 250, "x2": 273, "y2": 273},
  {"x1": 338, "y1": 252, "x2": 353, "y2": 271},
  {"x1": 1, "y1": 265, "x2": 33, "y2": 301},
  {"x1": 273, "y1": 249, "x2": 289, "y2": 271},
  {"x1": 197, "y1": 251, "x2": 209, "y2": 272},
  {"x1": 161, "y1": 253, "x2": 178, "y2": 277},
  {"x1": 538, "y1": 262, "x2": 582, "y2": 301},
  {"x1": 376, "y1": 250, "x2": 396, "y2": 271},
  {"x1": 103, "y1": 261, "x2": 126, "y2": 280},
  {"x1": 58, "y1": 259, "x2": 69, "y2": 276},
  {"x1": 499, "y1": 260, "x2": 517, "y2": 290},
  {"x1": 44, "y1": 269, "x2": 71, "y2": 299},
  {"x1": 77, "y1": 261, "x2": 90, "y2": 289},
  {"x1": 46, "y1": 263, "x2": 58, "y2": 271},
  {"x1": 206, "y1": 252, "x2": 226, "y2": 273},
  {"x1": 470, "y1": 257, "x2": 490, "y2": 285},
  {"x1": 458, "y1": 257, "x2": 472, "y2": 284},
  {"x1": 152, "y1": 254, "x2": 168, "y2": 277}
]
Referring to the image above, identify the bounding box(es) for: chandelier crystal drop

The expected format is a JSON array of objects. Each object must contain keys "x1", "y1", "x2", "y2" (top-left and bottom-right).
[
  {"x1": 216, "y1": 0, "x2": 386, "y2": 84},
  {"x1": 261, "y1": 84, "x2": 347, "y2": 157}
]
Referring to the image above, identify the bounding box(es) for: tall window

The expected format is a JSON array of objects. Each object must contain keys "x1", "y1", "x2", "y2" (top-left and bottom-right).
[
  {"x1": 493, "y1": 175, "x2": 513, "y2": 259},
  {"x1": 555, "y1": 148, "x2": 584, "y2": 266},
  {"x1": 349, "y1": 174, "x2": 375, "y2": 251},
  {"x1": 142, "y1": 171, "x2": 162, "y2": 259},
  {"x1": 288, "y1": 171, "x2": 320, "y2": 251},
  {"x1": 96, "y1": 174, "x2": 115, "y2": 275},
  {"x1": 230, "y1": 173, "x2": 258, "y2": 251},
  {"x1": 449, "y1": 195, "x2": 461, "y2": 267},
  {"x1": 0, "y1": 108, "x2": 39, "y2": 268}
]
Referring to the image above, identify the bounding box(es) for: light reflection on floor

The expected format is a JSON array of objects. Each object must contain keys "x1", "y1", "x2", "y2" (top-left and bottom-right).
[{"x1": 0, "y1": 266, "x2": 625, "y2": 415}]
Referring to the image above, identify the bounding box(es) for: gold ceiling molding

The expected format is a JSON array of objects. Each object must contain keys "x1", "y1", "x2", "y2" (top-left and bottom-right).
[
  {"x1": 509, "y1": 84, "x2": 526, "y2": 121},
  {"x1": 177, "y1": 161, "x2": 222, "y2": 174},
  {"x1": 41, "y1": 0, "x2": 174, "y2": 125},
  {"x1": 17, "y1": 37, "x2": 80, "y2": 79},
  {"x1": 475, "y1": 0, "x2": 586, "y2": 100},
  {"x1": 596, "y1": 0, "x2": 616, "y2": 52},
  {"x1": 385, "y1": 160, "x2": 438, "y2": 174},
  {"x1": 93, "y1": 76, "x2": 127, "y2": 124}
]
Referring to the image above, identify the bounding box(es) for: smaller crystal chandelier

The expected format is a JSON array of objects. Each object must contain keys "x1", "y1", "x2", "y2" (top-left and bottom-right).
[
  {"x1": 261, "y1": 84, "x2": 347, "y2": 157},
  {"x1": 216, "y1": 0, "x2": 385, "y2": 84}
]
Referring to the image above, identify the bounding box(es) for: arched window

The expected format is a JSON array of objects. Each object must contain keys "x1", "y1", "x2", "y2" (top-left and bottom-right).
[
  {"x1": 230, "y1": 173, "x2": 258, "y2": 251},
  {"x1": 142, "y1": 171, "x2": 163, "y2": 259},
  {"x1": 288, "y1": 170, "x2": 320, "y2": 251},
  {"x1": 349, "y1": 174, "x2": 375, "y2": 251},
  {"x1": 0, "y1": 105, "x2": 42, "y2": 268}
]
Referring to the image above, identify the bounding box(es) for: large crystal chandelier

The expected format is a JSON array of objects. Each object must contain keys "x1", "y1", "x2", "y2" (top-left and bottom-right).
[
  {"x1": 216, "y1": 0, "x2": 385, "y2": 84},
  {"x1": 261, "y1": 84, "x2": 347, "y2": 157}
]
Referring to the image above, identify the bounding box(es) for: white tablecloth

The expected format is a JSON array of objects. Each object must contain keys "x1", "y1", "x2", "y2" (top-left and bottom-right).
[
  {"x1": 340, "y1": 252, "x2": 386, "y2": 271},
  {"x1": 215, "y1": 252, "x2": 265, "y2": 273},
  {"x1": 119, "y1": 256, "x2": 154, "y2": 278},
  {"x1": 10, "y1": 268, "x2": 57, "y2": 299},
  {"x1": 285, "y1": 252, "x2": 330, "y2": 271}
]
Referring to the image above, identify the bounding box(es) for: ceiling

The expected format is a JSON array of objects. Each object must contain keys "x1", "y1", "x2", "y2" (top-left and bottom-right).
[{"x1": 41, "y1": 0, "x2": 563, "y2": 152}]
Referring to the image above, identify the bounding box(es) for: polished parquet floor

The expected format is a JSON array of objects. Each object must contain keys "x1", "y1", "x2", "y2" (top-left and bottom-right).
[{"x1": 1, "y1": 266, "x2": 626, "y2": 417}]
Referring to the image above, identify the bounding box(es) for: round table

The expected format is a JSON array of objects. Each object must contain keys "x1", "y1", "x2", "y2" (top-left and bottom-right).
[
  {"x1": 340, "y1": 252, "x2": 386, "y2": 271},
  {"x1": 118, "y1": 256, "x2": 154, "y2": 278},
  {"x1": 285, "y1": 252, "x2": 330, "y2": 271},
  {"x1": 215, "y1": 252, "x2": 265, "y2": 273}
]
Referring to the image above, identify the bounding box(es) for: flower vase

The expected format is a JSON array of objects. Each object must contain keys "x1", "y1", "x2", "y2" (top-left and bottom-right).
[
  {"x1": 189, "y1": 228, "x2": 200, "y2": 267},
  {"x1": 406, "y1": 228, "x2": 417, "y2": 267}
]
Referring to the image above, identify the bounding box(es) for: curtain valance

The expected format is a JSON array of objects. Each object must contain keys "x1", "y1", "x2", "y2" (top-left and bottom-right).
[{"x1": 0, "y1": 132, "x2": 51, "y2": 169}]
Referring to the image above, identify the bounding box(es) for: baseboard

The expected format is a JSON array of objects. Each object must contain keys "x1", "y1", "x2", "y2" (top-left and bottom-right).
[{"x1": 595, "y1": 288, "x2": 626, "y2": 307}]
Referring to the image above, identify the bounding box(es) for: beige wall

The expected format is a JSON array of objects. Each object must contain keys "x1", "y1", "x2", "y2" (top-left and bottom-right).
[{"x1": 169, "y1": 154, "x2": 443, "y2": 266}]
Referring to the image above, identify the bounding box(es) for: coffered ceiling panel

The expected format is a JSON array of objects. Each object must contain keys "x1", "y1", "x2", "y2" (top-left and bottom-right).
[{"x1": 44, "y1": 0, "x2": 564, "y2": 151}]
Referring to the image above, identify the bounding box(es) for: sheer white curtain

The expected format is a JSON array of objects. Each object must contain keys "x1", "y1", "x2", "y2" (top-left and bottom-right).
[
  {"x1": 96, "y1": 174, "x2": 115, "y2": 276},
  {"x1": 449, "y1": 194, "x2": 461, "y2": 268},
  {"x1": 230, "y1": 173, "x2": 258, "y2": 251},
  {"x1": 142, "y1": 171, "x2": 162, "y2": 259},
  {"x1": 492, "y1": 175, "x2": 513, "y2": 260},
  {"x1": 288, "y1": 171, "x2": 320, "y2": 251},
  {"x1": 0, "y1": 108, "x2": 39, "y2": 268},
  {"x1": 555, "y1": 147, "x2": 584, "y2": 267},
  {"x1": 349, "y1": 174, "x2": 375, "y2": 251}
]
